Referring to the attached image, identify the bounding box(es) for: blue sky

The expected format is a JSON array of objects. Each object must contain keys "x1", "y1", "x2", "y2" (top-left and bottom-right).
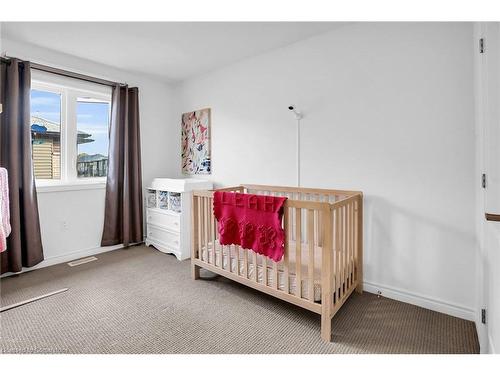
[
  {"x1": 31, "y1": 90, "x2": 110, "y2": 156},
  {"x1": 76, "y1": 101, "x2": 110, "y2": 155},
  {"x1": 31, "y1": 90, "x2": 61, "y2": 123}
]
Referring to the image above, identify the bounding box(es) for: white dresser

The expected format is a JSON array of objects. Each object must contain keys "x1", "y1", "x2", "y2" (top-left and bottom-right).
[{"x1": 145, "y1": 178, "x2": 212, "y2": 260}]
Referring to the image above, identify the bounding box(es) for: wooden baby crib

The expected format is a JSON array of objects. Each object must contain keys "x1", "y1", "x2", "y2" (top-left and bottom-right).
[{"x1": 191, "y1": 184, "x2": 363, "y2": 342}]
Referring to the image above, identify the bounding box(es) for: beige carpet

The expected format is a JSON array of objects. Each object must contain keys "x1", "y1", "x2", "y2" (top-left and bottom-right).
[{"x1": 0, "y1": 245, "x2": 479, "y2": 354}]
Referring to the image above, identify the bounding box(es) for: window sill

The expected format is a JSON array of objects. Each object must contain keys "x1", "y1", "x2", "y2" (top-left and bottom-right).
[{"x1": 36, "y1": 180, "x2": 107, "y2": 193}]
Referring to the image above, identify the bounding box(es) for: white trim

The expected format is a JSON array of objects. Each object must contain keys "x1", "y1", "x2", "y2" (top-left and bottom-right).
[
  {"x1": 32, "y1": 70, "x2": 112, "y2": 98},
  {"x1": 66, "y1": 89, "x2": 78, "y2": 181},
  {"x1": 476, "y1": 310, "x2": 489, "y2": 354},
  {"x1": 0, "y1": 244, "x2": 123, "y2": 278},
  {"x1": 36, "y1": 180, "x2": 106, "y2": 193},
  {"x1": 363, "y1": 280, "x2": 475, "y2": 321},
  {"x1": 489, "y1": 333, "x2": 497, "y2": 354}
]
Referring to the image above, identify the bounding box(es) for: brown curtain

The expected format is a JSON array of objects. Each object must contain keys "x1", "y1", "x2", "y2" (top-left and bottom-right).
[
  {"x1": 0, "y1": 59, "x2": 44, "y2": 274},
  {"x1": 101, "y1": 85, "x2": 143, "y2": 247}
]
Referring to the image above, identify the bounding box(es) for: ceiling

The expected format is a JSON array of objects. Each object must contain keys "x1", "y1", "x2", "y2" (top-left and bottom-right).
[{"x1": 2, "y1": 22, "x2": 346, "y2": 82}]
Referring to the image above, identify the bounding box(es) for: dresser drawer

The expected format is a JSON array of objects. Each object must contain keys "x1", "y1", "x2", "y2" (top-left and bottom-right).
[
  {"x1": 147, "y1": 209, "x2": 181, "y2": 232},
  {"x1": 147, "y1": 224, "x2": 180, "y2": 250}
]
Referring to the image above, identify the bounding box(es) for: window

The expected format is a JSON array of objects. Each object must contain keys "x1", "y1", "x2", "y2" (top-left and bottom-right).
[
  {"x1": 30, "y1": 72, "x2": 111, "y2": 186},
  {"x1": 76, "y1": 99, "x2": 110, "y2": 178},
  {"x1": 31, "y1": 90, "x2": 62, "y2": 180}
]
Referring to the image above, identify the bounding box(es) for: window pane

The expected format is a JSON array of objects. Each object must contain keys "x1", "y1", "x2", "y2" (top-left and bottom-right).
[
  {"x1": 76, "y1": 99, "x2": 110, "y2": 178},
  {"x1": 30, "y1": 90, "x2": 62, "y2": 180}
]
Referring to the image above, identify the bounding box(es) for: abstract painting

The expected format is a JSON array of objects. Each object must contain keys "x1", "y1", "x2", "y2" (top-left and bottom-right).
[{"x1": 181, "y1": 108, "x2": 211, "y2": 174}]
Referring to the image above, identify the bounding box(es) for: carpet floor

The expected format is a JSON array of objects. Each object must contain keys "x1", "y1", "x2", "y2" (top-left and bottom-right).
[{"x1": 0, "y1": 245, "x2": 479, "y2": 354}]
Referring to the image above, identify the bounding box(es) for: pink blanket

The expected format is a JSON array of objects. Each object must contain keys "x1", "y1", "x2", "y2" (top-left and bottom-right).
[
  {"x1": 213, "y1": 191, "x2": 287, "y2": 262},
  {"x1": 0, "y1": 168, "x2": 11, "y2": 253}
]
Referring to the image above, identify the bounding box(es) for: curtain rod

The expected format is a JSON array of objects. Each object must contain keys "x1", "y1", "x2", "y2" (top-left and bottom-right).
[{"x1": 1, "y1": 55, "x2": 126, "y2": 88}]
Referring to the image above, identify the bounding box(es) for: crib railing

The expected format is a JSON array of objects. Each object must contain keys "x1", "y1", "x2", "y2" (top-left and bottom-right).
[{"x1": 191, "y1": 184, "x2": 363, "y2": 342}]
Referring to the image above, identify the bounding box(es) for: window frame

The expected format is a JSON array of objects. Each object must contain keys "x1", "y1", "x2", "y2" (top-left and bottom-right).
[{"x1": 31, "y1": 71, "x2": 112, "y2": 191}]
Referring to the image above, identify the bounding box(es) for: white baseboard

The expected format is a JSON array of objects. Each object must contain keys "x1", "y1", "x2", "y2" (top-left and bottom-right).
[
  {"x1": 0, "y1": 244, "x2": 124, "y2": 278},
  {"x1": 489, "y1": 334, "x2": 496, "y2": 354},
  {"x1": 476, "y1": 317, "x2": 489, "y2": 354},
  {"x1": 363, "y1": 280, "x2": 475, "y2": 321}
]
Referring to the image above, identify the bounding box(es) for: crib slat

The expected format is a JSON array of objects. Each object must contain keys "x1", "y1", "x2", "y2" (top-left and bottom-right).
[
  {"x1": 345, "y1": 204, "x2": 351, "y2": 291},
  {"x1": 262, "y1": 255, "x2": 267, "y2": 286},
  {"x1": 273, "y1": 255, "x2": 279, "y2": 290},
  {"x1": 331, "y1": 207, "x2": 335, "y2": 302},
  {"x1": 205, "y1": 197, "x2": 212, "y2": 263},
  {"x1": 351, "y1": 203, "x2": 354, "y2": 284},
  {"x1": 198, "y1": 197, "x2": 206, "y2": 260},
  {"x1": 291, "y1": 196, "x2": 296, "y2": 243},
  {"x1": 342, "y1": 206, "x2": 347, "y2": 297},
  {"x1": 272, "y1": 190, "x2": 279, "y2": 288},
  {"x1": 212, "y1": 199, "x2": 217, "y2": 266},
  {"x1": 339, "y1": 205, "x2": 343, "y2": 294},
  {"x1": 206, "y1": 197, "x2": 209, "y2": 264},
  {"x1": 227, "y1": 238, "x2": 232, "y2": 272},
  {"x1": 314, "y1": 201, "x2": 319, "y2": 246},
  {"x1": 253, "y1": 251, "x2": 258, "y2": 282},
  {"x1": 354, "y1": 200, "x2": 359, "y2": 284},
  {"x1": 335, "y1": 207, "x2": 342, "y2": 301},
  {"x1": 347, "y1": 205, "x2": 350, "y2": 292},
  {"x1": 210, "y1": 197, "x2": 213, "y2": 242},
  {"x1": 296, "y1": 208, "x2": 302, "y2": 298},
  {"x1": 308, "y1": 209, "x2": 315, "y2": 302},
  {"x1": 192, "y1": 196, "x2": 199, "y2": 260},
  {"x1": 219, "y1": 245, "x2": 223, "y2": 270},
  {"x1": 340, "y1": 206, "x2": 345, "y2": 300},
  {"x1": 347, "y1": 203, "x2": 352, "y2": 289},
  {"x1": 244, "y1": 248, "x2": 249, "y2": 278},
  {"x1": 353, "y1": 202, "x2": 357, "y2": 285},
  {"x1": 344, "y1": 205, "x2": 349, "y2": 291},
  {"x1": 320, "y1": 195, "x2": 324, "y2": 242},
  {"x1": 353, "y1": 202, "x2": 356, "y2": 284},
  {"x1": 204, "y1": 198, "x2": 210, "y2": 265},
  {"x1": 339, "y1": 205, "x2": 343, "y2": 297},
  {"x1": 350, "y1": 202, "x2": 355, "y2": 285},
  {"x1": 209, "y1": 198, "x2": 214, "y2": 265},
  {"x1": 234, "y1": 245, "x2": 240, "y2": 276},
  {"x1": 283, "y1": 206, "x2": 290, "y2": 293},
  {"x1": 197, "y1": 195, "x2": 201, "y2": 260},
  {"x1": 335, "y1": 207, "x2": 340, "y2": 303}
]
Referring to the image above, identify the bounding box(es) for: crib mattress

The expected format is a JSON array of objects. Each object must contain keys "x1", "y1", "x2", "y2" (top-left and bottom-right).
[{"x1": 201, "y1": 242, "x2": 355, "y2": 302}]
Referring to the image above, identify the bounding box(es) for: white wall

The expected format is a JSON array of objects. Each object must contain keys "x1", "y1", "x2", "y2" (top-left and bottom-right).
[
  {"x1": 175, "y1": 22, "x2": 477, "y2": 319},
  {"x1": 1, "y1": 38, "x2": 177, "y2": 268}
]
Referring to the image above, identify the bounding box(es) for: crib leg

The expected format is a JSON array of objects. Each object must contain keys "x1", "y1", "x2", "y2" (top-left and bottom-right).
[
  {"x1": 321, "y1": 312, "x2": 332, "y2": 342},
  {"x1": 356, "y1": 281, "x2": 363, "y2": 294},
  {"x1": 192, "y1": 264, "x2": 201, "y2": 280}
]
